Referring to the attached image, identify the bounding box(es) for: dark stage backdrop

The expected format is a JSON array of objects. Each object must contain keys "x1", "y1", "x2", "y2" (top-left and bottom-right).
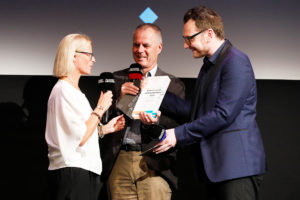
[
  {"x1": 1, "y1": 0, "x2": 300, "y2": 80},
  {"x1": 0, "y1": 75, "x2": 299, "y2": 200}
]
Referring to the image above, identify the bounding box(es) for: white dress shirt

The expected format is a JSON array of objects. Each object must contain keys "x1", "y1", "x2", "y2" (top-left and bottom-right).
[
  {"x1": 45, "y1": 79, "x2": 102, "y2": 175},
  {"x1": 147, "y1": 65, "x2": 157, "y2": 77}
]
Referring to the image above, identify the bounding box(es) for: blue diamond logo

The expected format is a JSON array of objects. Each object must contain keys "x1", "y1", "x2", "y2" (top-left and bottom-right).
[{"x1": 139, "y1": 7, "x2": 158, "y2": 23}]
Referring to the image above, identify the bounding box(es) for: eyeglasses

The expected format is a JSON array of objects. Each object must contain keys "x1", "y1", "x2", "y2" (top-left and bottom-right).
[
  {"x1": 182, "y1": 30, "x2": 206, "y2": 45},
  {"x1": 75, "y1": 51, "x2": 94, "y2": 60}
]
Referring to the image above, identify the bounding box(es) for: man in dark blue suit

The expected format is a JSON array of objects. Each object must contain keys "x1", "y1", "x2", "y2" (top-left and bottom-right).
[{"x1": 144, "y1": 5, "x2": 267, "y2": 200}]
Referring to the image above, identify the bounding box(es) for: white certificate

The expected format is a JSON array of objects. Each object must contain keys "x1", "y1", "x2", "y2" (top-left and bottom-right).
[{"x1": 132, "y1": 76, "x2": 170, "y2": 119}]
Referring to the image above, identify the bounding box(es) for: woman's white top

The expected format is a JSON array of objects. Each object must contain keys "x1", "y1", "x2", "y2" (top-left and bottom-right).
[{"x1": 45, "y1": 79, "x2": 102, "y2": 175}]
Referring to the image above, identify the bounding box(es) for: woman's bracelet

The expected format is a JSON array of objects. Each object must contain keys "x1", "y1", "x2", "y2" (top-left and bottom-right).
[
  {"x1": 96, "y1": 105, "x2": 104, "y2": 111},
  {"x1": 91, "y1": 111, "x2": 101, "y2": 120},
  {"x1": 98, "y1": 123, "x2": 104, "y2": 138}
]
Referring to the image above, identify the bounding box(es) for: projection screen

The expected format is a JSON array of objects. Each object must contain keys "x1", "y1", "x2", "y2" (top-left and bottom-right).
[{"x1": 1, "y1": 0, "x2": 299, "y2": 80}]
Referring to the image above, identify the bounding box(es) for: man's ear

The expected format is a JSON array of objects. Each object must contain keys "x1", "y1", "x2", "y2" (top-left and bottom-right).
[
  {"x1": 157, "y1": 42, "x2": 163, "y2": 54},
  {"x1": 206, "y1": 29, "x2": 214, "y2": 43}
]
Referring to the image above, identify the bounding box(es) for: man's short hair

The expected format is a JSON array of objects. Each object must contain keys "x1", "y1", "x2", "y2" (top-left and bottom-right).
[
  {"x1": 184, "y1": 6, "x2": 225, "y2": 39},
  {"x1": 134, "y1": 23, "x2": 163, "y2": 44}
]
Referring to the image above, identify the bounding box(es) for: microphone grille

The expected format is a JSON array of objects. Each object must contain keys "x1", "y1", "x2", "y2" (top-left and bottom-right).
[
  {"x1": 98, "y1": 79, "x2": 115, "y2": 84},
  {"x1": 129, "y1": 63, "x2": 143, "y2": 74}
]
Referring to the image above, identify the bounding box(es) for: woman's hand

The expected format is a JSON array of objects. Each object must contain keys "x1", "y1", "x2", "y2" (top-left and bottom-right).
[
  {"x1": 103, "y1": 115, "x2": 125, "y2": 134},
  {"x1": 97, "y1": 91, "x2": 113, "y2": 114}
]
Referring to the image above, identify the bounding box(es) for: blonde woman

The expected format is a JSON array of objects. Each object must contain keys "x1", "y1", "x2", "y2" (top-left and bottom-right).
[{"x1": 45, "y1": 33, "x2": 125, "y2": 200}]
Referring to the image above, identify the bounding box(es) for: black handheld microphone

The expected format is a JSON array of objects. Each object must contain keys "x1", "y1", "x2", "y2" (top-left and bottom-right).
[
  {"x1": 128, "y1": 63, "x2": 143, "y2": 88},
  {"x1": 98, "y1": 72, "x2": 115, "y2": 123}
]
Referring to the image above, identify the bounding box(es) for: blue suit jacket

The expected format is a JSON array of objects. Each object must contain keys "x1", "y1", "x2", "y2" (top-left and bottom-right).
[{"x1": 161, "y1": 40, "x2": 266, "y2": 182}]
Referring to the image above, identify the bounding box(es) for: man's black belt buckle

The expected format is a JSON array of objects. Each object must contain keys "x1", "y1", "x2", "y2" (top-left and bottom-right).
[{"x1": 121, "y1": 144, "x2": 141, "y2": 151}]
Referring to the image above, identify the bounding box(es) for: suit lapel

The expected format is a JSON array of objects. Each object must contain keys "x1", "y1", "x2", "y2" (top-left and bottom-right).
[
  {"x1": 155, "y1": 68, "x2": 165, "y2": 76},
  {"x1": 200, "y1": 41, "x2": 232, "y2": 103},
  {"x1": 189, "y1": 67, "x2": 206, "y2": 121},
  {"x1": 190, "y1": 40, "x2": 233, "y2": 121}
]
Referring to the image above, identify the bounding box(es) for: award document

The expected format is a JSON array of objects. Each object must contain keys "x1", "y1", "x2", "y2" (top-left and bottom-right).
[{"x1": 131, "y1": 76, "x2": 170, "y2": 119}]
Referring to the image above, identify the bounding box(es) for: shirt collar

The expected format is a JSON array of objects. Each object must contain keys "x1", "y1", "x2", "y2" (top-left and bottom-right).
[
  {"x1": 147, "y1": 65, "x2": 158, "y2": 77},
  {"x1": 205, "y1": 40, "x2": 226, "y2": 65}
]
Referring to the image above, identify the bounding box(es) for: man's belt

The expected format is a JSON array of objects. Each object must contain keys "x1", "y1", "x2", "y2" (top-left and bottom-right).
[{"x1": 120, "y1": 144, "x2": 142, "y2": 151}]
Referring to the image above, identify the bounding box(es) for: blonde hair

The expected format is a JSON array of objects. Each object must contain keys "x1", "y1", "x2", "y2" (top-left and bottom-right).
[{"x1": 53, "y1": 33, "x2": 92, "y2": 77}]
